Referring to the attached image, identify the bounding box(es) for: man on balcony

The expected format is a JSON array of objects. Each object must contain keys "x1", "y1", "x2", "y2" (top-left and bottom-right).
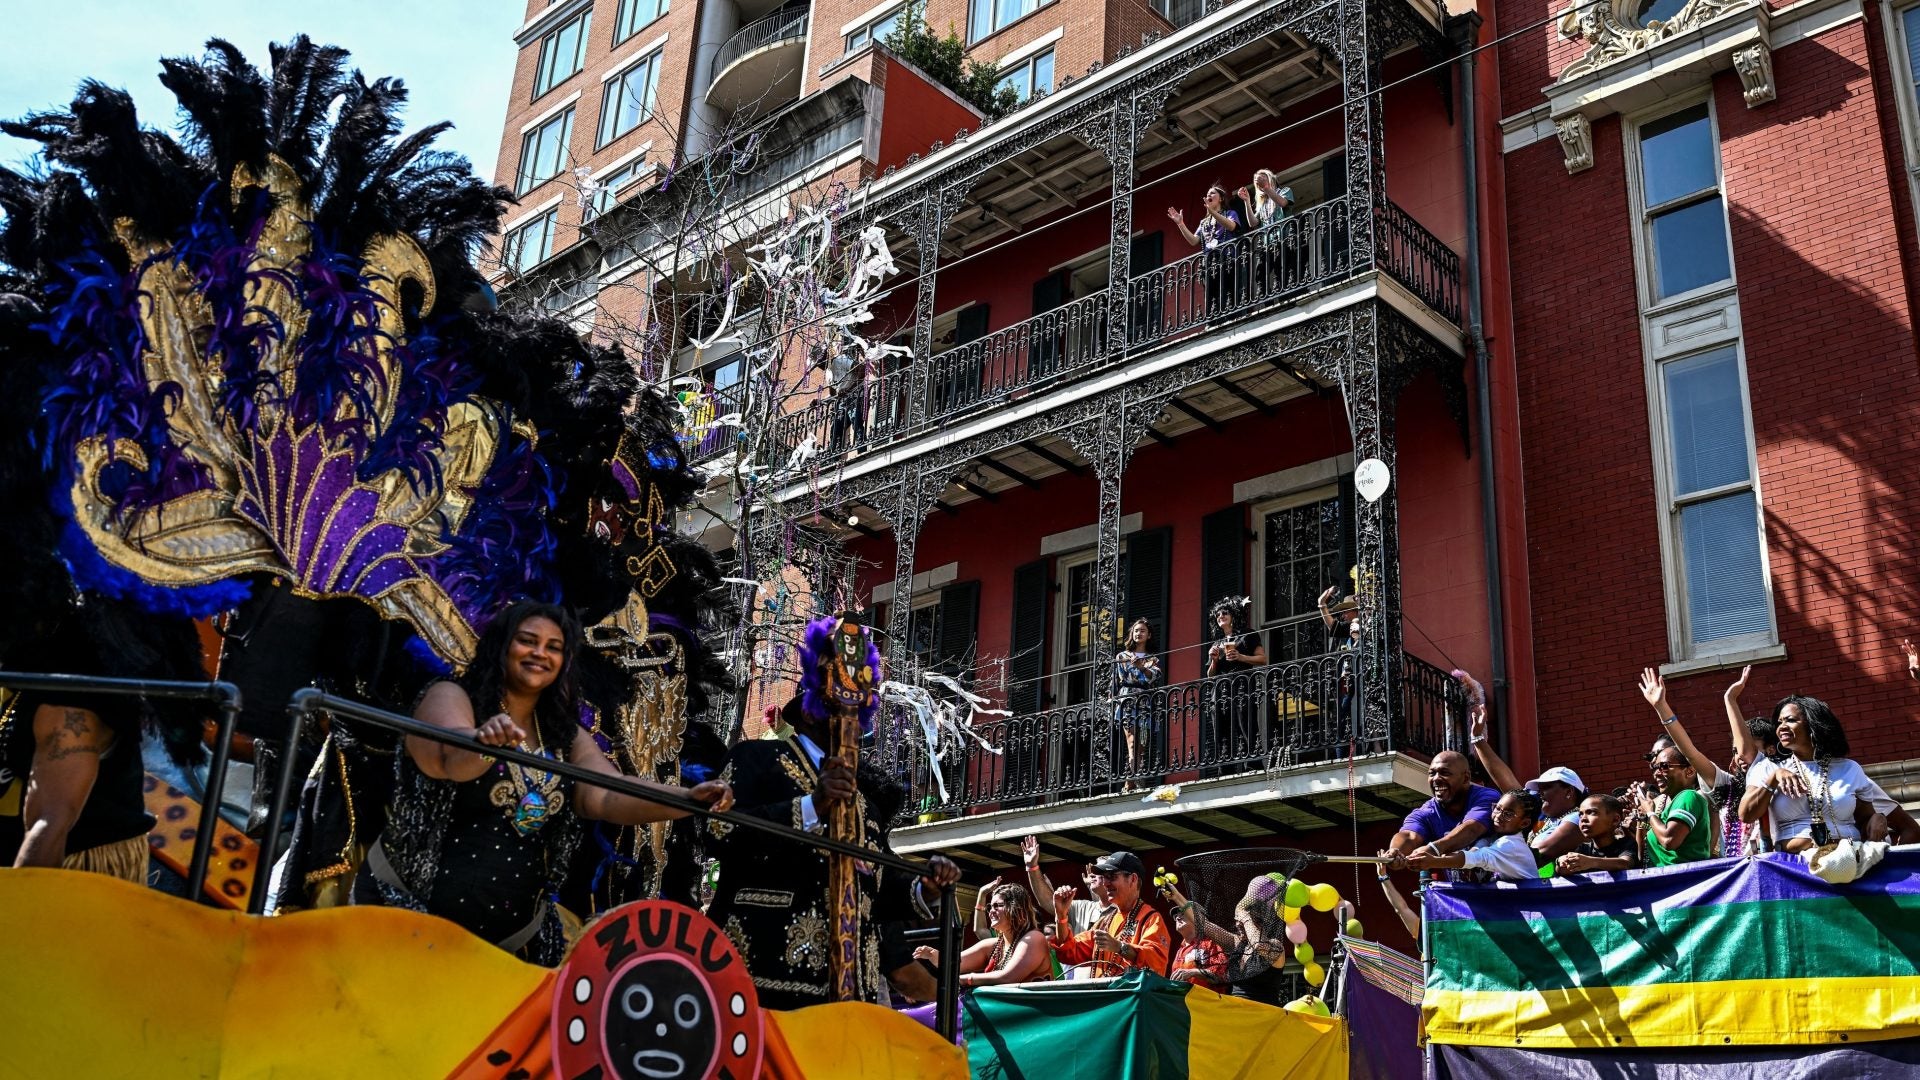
[
  {"x1": 1381, "y1": 750, "x2": 1497, "y2": 872},
  {"x1": 1049, "y1": 851, "x2": 1171, "y2": 978}
]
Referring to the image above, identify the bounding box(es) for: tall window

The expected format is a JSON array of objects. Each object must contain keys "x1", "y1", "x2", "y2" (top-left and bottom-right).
[
  {"x1": 516, "y1": 108, "x2": 575, "y2": 195},
  {"x1": 1658, "y1": 347, "x2": 1769, "y2": 647},
  {"x1": 1630, "y1": 100, "x2": 1773, "y2": 663},
  {"x1": 615, "y1": 0, "x2": 669, "y2": 42},
  {"x1": 586, "y1": 158, "x2": 651, "y2": 219},
  {"x1": 995, "y1": 49, "x2": 1054, "y2": 103},
  {"x1": 599, "y1": 51, "x2": 664, "y2": 147},
  {"x1": 1054, "y1": 553, "x2": 1098, "y2": 706},
  {"x1": 1636, "y1": 105, "x2": 1731, "y2": 303},
  {"x1": 502, "y1": 207, "x2": 559, "y2": 273},
  {"x1": 1255, "y1": 489, "x2": 1347, "y2": 662},
  {"x1": 845, "y1": 7, "x2": 901, "y2": 53},
  {"x1": 1886, "y1": 3, "x2": 1920, "y2": 216},
  {"x1": 906, "y1": 596, "x2": 943, "y2": 673},
  {"x1": 533, "y1": 10, "x2": 592, "y2": 99},
  {"x1": 969, "y1": 0, "x2": 1051, "y2": 42}
]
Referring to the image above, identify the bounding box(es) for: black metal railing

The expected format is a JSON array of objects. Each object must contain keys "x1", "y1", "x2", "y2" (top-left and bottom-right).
[
  {"x1": 687, "y1": 382, "x2": 747, "y2": 462},
  {"x1": 1375, "y1": 200, "x2": 1462, "y2": 324},
  {"x1": 898, "y1": 648, "x2": 1462, "y2": 818},
  {"x1": 0, "y1": 671, "x2": 240, "y2": 908},
  {"x1": 761, "y1": 198, "x2": 1461, "y2": 466},
  {"x1": 711, "y1": 5, "x2": 810, "y2": 86},
  {"x1": 1127, "y1": 195, "x2": 1353, "y2": 349}
]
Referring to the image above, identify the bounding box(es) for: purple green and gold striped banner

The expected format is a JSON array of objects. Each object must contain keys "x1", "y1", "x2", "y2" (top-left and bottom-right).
[{"x1": 1423, "y1": 849, "x2": 1920, "y2": 1048}]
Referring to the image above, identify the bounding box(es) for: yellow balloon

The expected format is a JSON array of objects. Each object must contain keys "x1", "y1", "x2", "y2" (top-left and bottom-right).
[
  {"x1": 1308, "y1": 882, "x2": 1340, "y2": 912},
  {"x1": 1303, "y1": 961, "x2": 1326, "y2": 987},
  {"x1": 1281, "y1": 905, "x2": 1302, "y2": 923}
]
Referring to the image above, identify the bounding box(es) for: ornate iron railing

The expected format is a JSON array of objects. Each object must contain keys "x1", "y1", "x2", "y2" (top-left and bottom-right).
[
  {"x1": 686, "y1": 382, "x2": 747, "y2": 462},
  {"x1": 925, "y1": 290, "x2": 1111, "y2": 415},
  {"x1": 896, "y1": 648, "x2": 1462, "y2": 819},
  {"x1": 1126, "y1": 195, "x2": 1352, "y2": 350},
  {"x1": 1374, "y1": 200, "x2": 1461, "y2": 324},
  {"x1": 762, "y1": 197, "x2": 1458, "y2": 465},
  {"x1": 711, "y1": 5, "x2": 810, "y2": 85}
]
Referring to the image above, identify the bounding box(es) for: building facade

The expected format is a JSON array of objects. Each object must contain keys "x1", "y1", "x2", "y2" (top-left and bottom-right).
[{"x1": 486, "y1": 0, "x2": 1920, "y2": 968}]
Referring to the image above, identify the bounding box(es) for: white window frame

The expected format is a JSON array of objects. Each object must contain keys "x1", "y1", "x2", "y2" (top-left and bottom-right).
[
  {"x1": 969, "y1": 0, "x2": 1054, "y2": 43},
  {"x1": 1624, "y1": 97, "x2": 1779, "y2": 670},
  {"x1": 843, "y1": 5, "x2": 903, "y2": 55},
  {"x1": 516, "y1": 106, "x2": 576, "y2": 196},
  {"x1": 614, "y1": 0, "x2": 670, "y2": 44},
  {"x1": 503, "y1": 205, "x2": 560, "y2": 273},
  {"x1": 995, "y1": 47, "x2": 1055, "y2": 104},
  {"x1": 1883, "y1": 0, "x2": 1920, "y2": 240},
  {"x1": 584, "y1": 150, "x2": 657, "y2": 220},
  {"x1": 532, "y1": 8, "x2": 593, "y2": 100},
  {"x1": 1625, "y1": 98, "x2": 1737, "y2": 314},
  {"x1": 1050, "y1": 548, "x2": 1099, "y2": 708},
  {"x1": 598, "y1": 49, "x2": 666, "y2": 148}
]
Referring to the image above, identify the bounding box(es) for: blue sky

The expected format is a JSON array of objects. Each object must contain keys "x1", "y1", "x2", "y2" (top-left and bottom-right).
[{"x1": 1, "y1": 1, "x2": 523, "y2": 182}]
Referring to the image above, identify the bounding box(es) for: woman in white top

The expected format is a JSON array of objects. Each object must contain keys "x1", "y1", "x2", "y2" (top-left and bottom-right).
[{"x1": 1739, "y1": 695, "x2": 1896, "y2": 852}]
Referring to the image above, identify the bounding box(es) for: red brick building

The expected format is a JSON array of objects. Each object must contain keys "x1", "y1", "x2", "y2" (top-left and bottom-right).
[{"x1": 485, "y1": 0, "x2": 1920, "y2": 971}]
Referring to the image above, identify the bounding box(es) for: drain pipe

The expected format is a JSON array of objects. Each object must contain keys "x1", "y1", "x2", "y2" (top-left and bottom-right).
[{"x1": 1451, "y1": 11, "x2": 1511, "y2": 752}]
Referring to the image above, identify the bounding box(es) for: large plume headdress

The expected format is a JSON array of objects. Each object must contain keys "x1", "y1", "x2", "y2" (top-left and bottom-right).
[
  {"x1": 796, "y1": 614, "x2": 882, "y2": 733},
  {"x1": 0, "y1": 37, "x2": 567, "y2": 666}
]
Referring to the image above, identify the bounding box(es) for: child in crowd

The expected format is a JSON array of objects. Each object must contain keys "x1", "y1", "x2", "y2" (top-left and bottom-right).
[
  {"x1": 1406, "y1": 790, "x2": 1544, "y2": 882},
  {"x1": 1555, "y1": 793, "x2": 1640, "y2": 875},
  {"x1": 1167, "y1": 901, "x2": 1230, "y2": 993}
]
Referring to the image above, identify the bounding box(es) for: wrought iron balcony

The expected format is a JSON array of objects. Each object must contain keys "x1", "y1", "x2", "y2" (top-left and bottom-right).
[
  {"x1": 758, "y1": 197, "x2": 1459, "y2": 466},
  {"x1": 893, "y1": 649, "x2": 1462, "y2": 820}
]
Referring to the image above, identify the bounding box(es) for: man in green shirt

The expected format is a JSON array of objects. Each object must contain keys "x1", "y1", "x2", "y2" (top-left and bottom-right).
[{"x1": 1636, "y1": 748, "x2": 1713, "y2": 866}]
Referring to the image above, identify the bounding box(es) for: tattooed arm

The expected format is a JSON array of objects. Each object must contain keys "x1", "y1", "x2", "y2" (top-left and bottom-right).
[{"x1": 15, "y1": 705, "x2": 113, "y2": 868}]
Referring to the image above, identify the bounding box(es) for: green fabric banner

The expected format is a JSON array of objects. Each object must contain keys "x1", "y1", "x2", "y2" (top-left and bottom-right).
[{"x1": 964, "y1": 970, "x2": 1194, "y2": 1080}]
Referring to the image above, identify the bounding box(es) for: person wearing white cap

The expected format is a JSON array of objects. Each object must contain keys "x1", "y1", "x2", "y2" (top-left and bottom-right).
[{"x1": 1466, "y1": 704, "x2": 1586, "y2": 867}]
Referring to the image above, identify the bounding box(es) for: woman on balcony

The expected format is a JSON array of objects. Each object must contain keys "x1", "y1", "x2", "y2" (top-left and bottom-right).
[
  {"x1": 1113, "y1": 619, "x2": 1164, "y2": 789},
  {"x1": 1168, "y1": 186, "x2": 1243, "y2": 317},
  {"x1": 1239, "y1": 170, "x2": 1294, "y2": 297},
  {"x1": 1739, "y1": 695, "x2": 1905, "y2": 854},
  {"x1": 1204, "y1": 597, "x2": 1267, "y2": 778}
]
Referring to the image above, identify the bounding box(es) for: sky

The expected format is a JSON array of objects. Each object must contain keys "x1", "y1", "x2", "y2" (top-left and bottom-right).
[{"x1": 0, "y1": 1, "x2": 523, "y2": 182}]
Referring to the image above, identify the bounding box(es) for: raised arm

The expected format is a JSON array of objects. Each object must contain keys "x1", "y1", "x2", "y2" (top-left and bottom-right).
[
  {"x1": 1374, "y1": 868, "x2": 1421, "y2": 941},
  {"x1": 1466, "y1": 704, "x2": 1522, "y2": 794},
  {"x1": 973, "y1": 875, "x2": 1003, "y2": 937},
  {"x1": 1723, "y1": 666, "x2": 1761, "y2": 771},
  {"x1": 1903, "y1": 639, "x2": 1919, "y2": 685},
  {"x1": 1317, "y1": 586, "x2": 1340, "y2": 630},
  {"x1": 1639, "y1": 668, "x2": 1723, "y2": 785},
  {"x1": 1166, "y1": 207, "x2": 1200, "y2": 246}
]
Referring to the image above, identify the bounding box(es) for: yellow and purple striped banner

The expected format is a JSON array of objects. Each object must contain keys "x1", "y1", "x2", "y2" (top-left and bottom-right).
[{"x1": 1423, "y1": 849, "x2": 1920, "y2": 1049}]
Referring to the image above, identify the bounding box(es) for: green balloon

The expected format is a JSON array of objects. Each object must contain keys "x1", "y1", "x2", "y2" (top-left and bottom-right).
[
  {"x1": 1345, "y1": 918, "x2": 1365, "y2": 939},
  {"x1": 1283, "y1": 879, "x2": 1310, "y2": 908},
  {"x1": 1294, "y1": 942, "x2": 1316, "y2": 966}
]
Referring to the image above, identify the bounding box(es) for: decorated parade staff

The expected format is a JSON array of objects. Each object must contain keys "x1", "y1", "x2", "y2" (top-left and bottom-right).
[{"x1": 707, "y1": 615, "x2": 960, "y2": 1009}]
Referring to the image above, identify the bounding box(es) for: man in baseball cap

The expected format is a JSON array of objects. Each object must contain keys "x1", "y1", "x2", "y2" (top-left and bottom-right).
[{"x1": 1050, "y1": 850, "x2": 1170, "y2": 978}]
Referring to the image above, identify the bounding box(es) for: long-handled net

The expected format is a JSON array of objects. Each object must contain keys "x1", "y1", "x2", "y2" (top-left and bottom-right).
[{"x1": 1170, "y1": 847, "x2": 1385, "y2": 987}]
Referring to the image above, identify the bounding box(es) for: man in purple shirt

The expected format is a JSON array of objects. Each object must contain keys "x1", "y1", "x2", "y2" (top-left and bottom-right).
[{"x1": 1382, "y1": 751, "x2": 1498, "y2": 868}]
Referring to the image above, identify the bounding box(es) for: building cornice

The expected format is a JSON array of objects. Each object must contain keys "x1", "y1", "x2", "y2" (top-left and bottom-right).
[{"x1": 514, "y1": 0, "x2": 595, "y2": 46}]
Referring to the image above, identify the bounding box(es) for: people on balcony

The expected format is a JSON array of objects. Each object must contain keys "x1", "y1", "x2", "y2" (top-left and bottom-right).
[
  {"x1": 1405, "y1": 789, "x2": 1546, "y2": 883},
  {"x1": 1381, "y1": 750, "x2": 1497, "y2": 873},
  {"x1": 1464, "y1": 701, "x2": 1584, "y2": 871},
  {"x1": 1239, "y1": 170, "x2": 1294, "y2": 296},
  {"x1": 354, "y1": 601, "x2": 736, "y2": 964},
  {"x1": 1204, "y1": 597, "x2": 1268, "y2": 778},
  {"x1": 1167, "y1": 186, "x2": 1243, "y2": 317},
  {"x1": 1741, "y1": 695, "x2": 1904, "y2": 853},
  {"x1": 917, "y1": 882, "x2": 1052, "y2": 987},
  {"x1": 1113, "y1": 619, "x2": 1164, "y2": 789},
  {"x1": 1050, "y1": 851, "x2": 1171, "y2": 978},
  {"x1": 1637, "y1": 668, "x2": 1746, "y2": 857},
  {"x1": 1554, "y1": 793, "x2": 1640, "y2": 875}
]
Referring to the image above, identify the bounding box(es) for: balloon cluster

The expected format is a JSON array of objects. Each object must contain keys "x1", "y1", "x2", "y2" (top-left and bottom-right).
[{"x1": 1262, "y1": 873, "x2": 1365, "y2": 989}]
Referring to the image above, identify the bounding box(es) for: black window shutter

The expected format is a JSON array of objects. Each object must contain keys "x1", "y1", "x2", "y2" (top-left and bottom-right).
[
  {"x1": 1008, "y1": 560, "x2": 1050, "y2": 714},
  {"x1": 1322, "y1": 153, "x2": 1348, "y2": 200},
  {"x1": 935, "y1": 580, "x2": 980, "y2": 682},
  {"x1": 1129, "y1": 231, "x2": 1164, "y2": 273},
  {"x1": 1200, "y1": 506, "x2": 1247, "y2": 644},
  {"x1": 1031, "y1": 269, "x2": 1070, "y2": 314},
  {"x1": 955, "y1": 303, "x2": 991, "y2": 344},
  {"x1": 1337, "y1": 470, "x2": 1357, "y2": 594},
  {"x1": 1122, "y1": 526, "x2": 1172, "y2": 652}
]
